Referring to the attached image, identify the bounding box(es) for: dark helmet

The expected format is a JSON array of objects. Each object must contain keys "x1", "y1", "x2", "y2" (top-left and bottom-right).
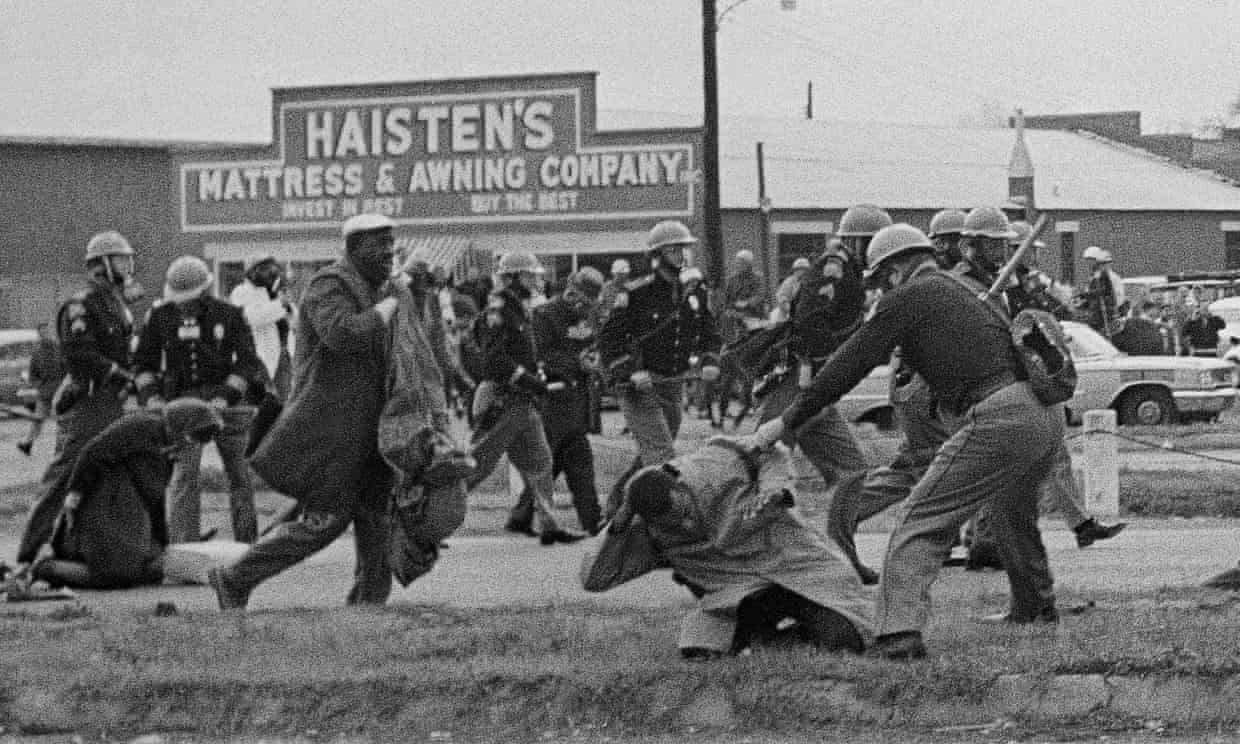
[
  {"x1": 928, "y1": 209, "x2": 967, "y2": 238},
  {"x1": 866, "y1": 224, "x2": 933, "y2": 273},
  {"x1": 961, "y1": 206, "x2": 1016, "y2": 239},
  {"x1": 837, "y1": 204, "x2": 893, "y2": 238}
]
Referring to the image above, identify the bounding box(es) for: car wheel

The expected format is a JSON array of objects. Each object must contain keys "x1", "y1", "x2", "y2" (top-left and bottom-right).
[{"x1": 1118, "y1": 388, "x2": 1175, "y2": 426}]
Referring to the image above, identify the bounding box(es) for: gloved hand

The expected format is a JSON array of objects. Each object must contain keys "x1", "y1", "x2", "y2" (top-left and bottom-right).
[
  {"x1": 146, "y1": 396, "x2": 166, "y2": 411},
  {"x1": 629, "y1": 370, "x2": 654, "y2": 392},
  {"x1": 752, "y1": 417, "x2": 786, "y2": 449},
  {"x1": 700, "y1": 365, "x2": 721, "y2": 382},
  {"x1": 383, "y1": 272, "x2": 412, "y2": 295},
  {"x1": 208, "y1": 397, "x2": 229, "y2": 410}
]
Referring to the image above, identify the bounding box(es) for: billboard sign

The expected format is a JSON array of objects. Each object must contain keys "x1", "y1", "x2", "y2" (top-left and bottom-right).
[{"x1": 180, "y1": 76, "x2": 697, "y2": 232}]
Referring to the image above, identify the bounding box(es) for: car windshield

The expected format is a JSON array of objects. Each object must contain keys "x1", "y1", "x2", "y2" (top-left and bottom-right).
[{"x1": 1062, "y1": 322, "x2": 1119, "y2": 359}]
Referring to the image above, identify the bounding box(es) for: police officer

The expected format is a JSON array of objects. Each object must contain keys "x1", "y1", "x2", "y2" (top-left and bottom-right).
[
  {"x1": 927, "y1": 208, "x2": 967, "y2": 269},
  {"x1": 509, "y1": 268, "x2": 607, "y2": 535},
  {"x1": 598, "y1": 220, "x2": 721, "y2": 512},
  {"x1": 14, "y1": 231, "x2": 141, "y2": 575},
  {"x1": 465, "y1": 251, "x2": 582, "y2": 546},
  {"x1": 756, "y1": 205, "x2": 891, "y2": 499},
  {"x1": 752, "y1": 215, "x2": 1063, "y2": 660},
  {"x1": 132, "y1": 256, "x2": 266, "y2": 544},
  {"x1": 955, "y1": 210, "x2": 1125, "y2": 565}
]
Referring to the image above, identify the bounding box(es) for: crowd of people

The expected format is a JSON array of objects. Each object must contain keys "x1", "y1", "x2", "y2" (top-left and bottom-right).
[{"x1": 4, "y1": 205, "x2": 1238, "y2": 661}]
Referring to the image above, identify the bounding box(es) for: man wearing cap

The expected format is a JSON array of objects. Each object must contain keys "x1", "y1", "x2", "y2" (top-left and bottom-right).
[
  {"x1": 509, "y1": 268, "x2": 607, "y2": 535},
  {"x1": 13, "y1": 230, "x2": 142, "y2": 579},
  {"x1": 134, "y1": 256, "x2": 266, "y2": 544},
  {"x1": 401, "y1": 245, "x2": 474, "y2": 400},
  {"x1": 207, "y1": 213, "x2": 407, "y2": 609},
  {"x1": 751, "y1": 217, "x2": 1063, "y2": 660},
  {"x1": 599, "y1": 221, "x2": 721, "y2": 514},
  {"x1": 927, "y1": 208, "x2": 968, "y2": 269},
  {"x1": 229, "y1": 254, "x2": 292, "y2": 400},
  {"x1": 465, "y1": 251, "x2": 583, "y2": 545},
  {"x1": 1081, "y1": 246, "x2": 1125, "y2": 338}
]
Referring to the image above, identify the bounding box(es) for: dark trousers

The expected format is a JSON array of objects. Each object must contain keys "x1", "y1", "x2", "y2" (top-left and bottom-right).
[
  {"x1": 512, "y1": 428, "x2": 601, "y2": 533},
  {"x1": 733, "y1": 585, "x2": 864, "y2": 654},
  {"x1": 216, "y1": 480, "x2": 393, "y2": 605}
]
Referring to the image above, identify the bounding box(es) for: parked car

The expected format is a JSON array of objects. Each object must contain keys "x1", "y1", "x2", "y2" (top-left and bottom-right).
[
  {"x1": 0, "y1": 329, "x2": 41, "y2": 417},
  {"x1": 837, "y1": 321, "x2": 1236, "y2": 428}
]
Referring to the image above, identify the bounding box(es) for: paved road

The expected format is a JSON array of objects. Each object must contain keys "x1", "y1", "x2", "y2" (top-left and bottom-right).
[
  {"x1": 1, "y1": 415, "x2": 1236, "y2": 619},
  {"x1": 1, "y1": 521, "x2": 1235, "y2": 618}
]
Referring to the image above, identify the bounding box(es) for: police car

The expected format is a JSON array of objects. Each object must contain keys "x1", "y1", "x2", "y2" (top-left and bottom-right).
[{"x1": 838, "y1": 320, "x2": 1237, "y2": 428}]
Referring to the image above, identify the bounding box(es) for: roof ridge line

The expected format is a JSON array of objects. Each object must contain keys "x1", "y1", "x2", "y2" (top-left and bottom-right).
[{"x1": 1071, "y1": 129, "x2": 1240, "y2": 189}]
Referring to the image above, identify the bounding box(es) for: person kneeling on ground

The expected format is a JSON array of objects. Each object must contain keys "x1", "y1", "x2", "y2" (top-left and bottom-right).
[
  {"x1": 581, "y1": 436, "x2": 874, "y2": 659},
  {"x1": 12, "y1": 398, "x2": 222, "y2": 590}
]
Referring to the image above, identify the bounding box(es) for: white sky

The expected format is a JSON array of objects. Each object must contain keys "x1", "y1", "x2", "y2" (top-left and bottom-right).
[{"x1": 2, "y1": 0, "x2": 1237, "y2": 143}]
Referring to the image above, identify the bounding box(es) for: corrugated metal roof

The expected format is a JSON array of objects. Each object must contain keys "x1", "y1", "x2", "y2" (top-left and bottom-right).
[{"x1": 599, "y1": 111, "x2": 1240, "y2": 212}]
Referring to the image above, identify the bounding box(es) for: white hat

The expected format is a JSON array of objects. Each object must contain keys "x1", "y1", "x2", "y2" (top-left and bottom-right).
[
  {"x1": 792, "y1": 257, "x2": 811, "y2": 271},
  {"x1": 611, "y1": 258, "x2": 631, "y2": 275},
  {"x1": 735, "y1": 249, "x2": 755, "y2": 263},
  {"x1": 1082, "y1": 245, "x2": 1112, "y2": 262},
  {"x1": 679, "y1": 266, "x2": 704, "y2": 284},
  {"x1": 341, "y1": 213, "x2": 395, "y2": 238}
]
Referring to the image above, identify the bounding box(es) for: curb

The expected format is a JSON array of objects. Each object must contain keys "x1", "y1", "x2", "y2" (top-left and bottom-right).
[{"x1": 5, "y1": 672, "x2": 1240, "y2": 737}]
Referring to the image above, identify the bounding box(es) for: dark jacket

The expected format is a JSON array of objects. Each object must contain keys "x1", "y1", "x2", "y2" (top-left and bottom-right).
[
  {"x1": 533, "y1": 296, "x2": 596, "y2": 434},
  {"x1": 57, "y1": 276, "x2": 133, "y2": 387},
  {"x1": 788, "y1": 248, "x2": 866, "y2": 362},
  {"x1": 473, "y1": 287, "x2": 539, "y2": 385},
  {"x1": 598, "y1": 271, "x2": 720, "y2": 378},
  {"x1": 133, "y1": 296, "x2": 265, "y2": 404},
  {"x1": 37, "y1": 412, "x2": 171, "y2": 586},
  {"x1": 250, "y1": 259, "x2": 392, "y2": 514},
  {"x1": 783, "y1": 264, "x2": 1021, "y2": 432},
  {"x1": 28, "y1": 337, "x2": 65, "y2": 402}
]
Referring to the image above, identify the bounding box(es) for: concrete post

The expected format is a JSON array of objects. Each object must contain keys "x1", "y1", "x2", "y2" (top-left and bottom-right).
[{"x1": 1080, "y1": 409, "x2": 1119, "y2": 517}]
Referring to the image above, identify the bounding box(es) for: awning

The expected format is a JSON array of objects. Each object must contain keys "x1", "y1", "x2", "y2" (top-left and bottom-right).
[{"x1": 395, "y1": 234, "x2": 487, "y2": 275}]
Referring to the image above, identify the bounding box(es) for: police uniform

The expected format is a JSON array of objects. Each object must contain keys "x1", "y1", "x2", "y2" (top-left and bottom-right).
[
  {"x1": 757, "y1": 244, "x2": 868, "y2": 492},
  {"x1": 507, "y1": 295, "x2": 603, "y2": 534},
  {"x1": 464, "y1": 287, "x2": 567, "y2": 539},
  {"x1": 781, "y1": 261, "x2": 1062, "y2": 639},
  {"x1": 598, "y1": 269, "x2": 720, "y2": 501},
  {"x1": 134, "y1": 295, "x2": 265, "y2": 543},
  {"x1": 16, "y1": 277, "x2": 134, "y2": 566}
]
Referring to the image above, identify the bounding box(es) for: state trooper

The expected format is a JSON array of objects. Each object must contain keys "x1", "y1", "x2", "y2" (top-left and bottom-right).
[
  {"x1": 752, "y1": 214, "x2": 1063, "y2": 661},
  {"x1": 14, "y1": 231, "x2": 142, "y2": 574},
  {"x1": 598, "y1": 220, "x2": 721, "y2": 512},
  {"x1": 955, "y1": 210, "x2": 1125, "y2": 567},
  {"x1": 134, "y1": 256, "x2": 266, "y2": 544},
  {"x1": 465, "y1": 251, "x2": 583, "y2": 546},
  {"x1": 927, "y1": 208, "x2": 967, "y2": 269},
  {"x1": 755, "y1": 205, "x2": 892, "y2": 498},
  {"x1": 509, "y1": 268, "x2": 607, "y2": 536}
]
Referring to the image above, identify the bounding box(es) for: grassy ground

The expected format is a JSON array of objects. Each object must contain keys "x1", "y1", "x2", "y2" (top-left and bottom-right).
[{"x1": 2, "y1": 586, "x2": 1238, "y2": 739}]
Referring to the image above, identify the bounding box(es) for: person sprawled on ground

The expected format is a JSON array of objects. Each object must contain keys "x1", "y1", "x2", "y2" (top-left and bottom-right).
[
  {"x1": 7, "y1": 398, "x2": 222, "y2": 591},
  {"x1": 581, "y1": 435, "x2": 875, "y2": 660}
]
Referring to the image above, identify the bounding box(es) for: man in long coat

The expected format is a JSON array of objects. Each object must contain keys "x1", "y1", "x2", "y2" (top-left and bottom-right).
[
  {"x1": 207, "y1": 214, "x2": 404, "y2": 610},
  {"x1": 16, "y1": 398, "x2": 222, "y2": 589},
  {"x1": 581, "y1": 437, "x2": 874, "y2": 658}
]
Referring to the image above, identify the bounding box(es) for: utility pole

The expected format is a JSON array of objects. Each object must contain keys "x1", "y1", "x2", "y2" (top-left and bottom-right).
[
  {"x1": 757, "y1": 142, "x2": 774, "y2": 295},
  {"x1": 702, "y1": 0, "x2": 724, "y2": 289}
]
